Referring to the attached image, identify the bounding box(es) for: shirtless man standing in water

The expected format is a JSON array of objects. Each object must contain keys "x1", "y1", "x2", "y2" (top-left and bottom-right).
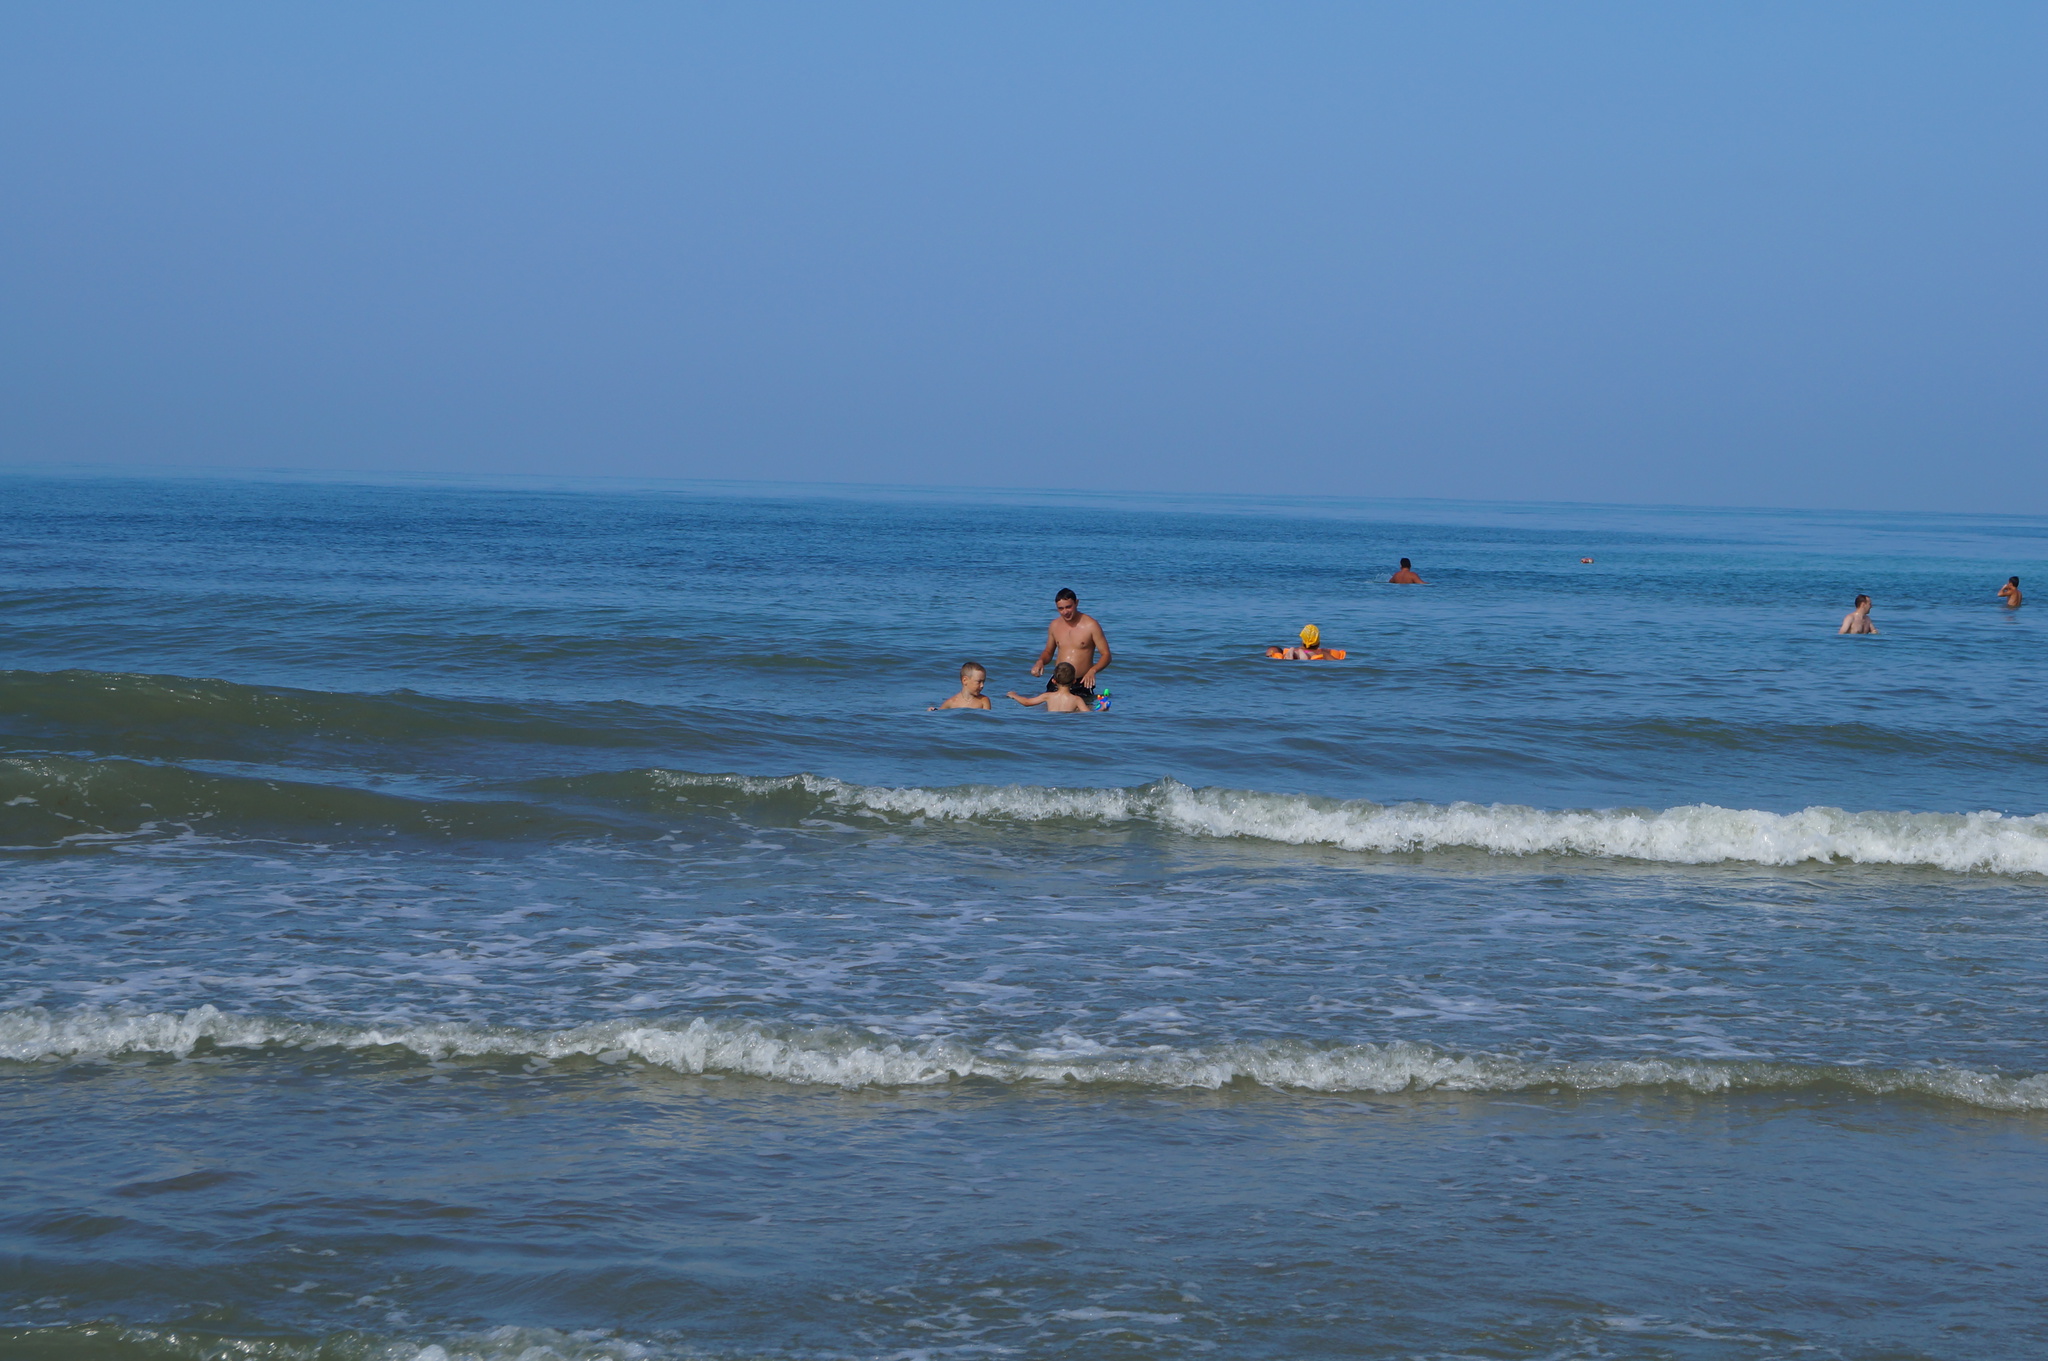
[
  {"x1": 1031, "y1": 588, "x2": 1112, "y2": 703},
  {"x1": 1839, "y1": 595, "x2": 1878, "y2": 634}
]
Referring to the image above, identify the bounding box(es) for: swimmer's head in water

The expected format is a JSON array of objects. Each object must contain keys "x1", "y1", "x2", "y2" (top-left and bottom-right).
[
  {"x1": 1052, "y1": 661, "x2": 1078, "y2": 689},
  {"x1": 2012, "y1": 577, "x2": 2022, "y2": 587},
  {"x1": 1299, "y1": 624, "x2": 1320, "y2": 647},
  {"x1": 960, "y1": 661, "x2": 986, "y2": 681},
  {"x1": 1854, "y1": 594, "x2": 1871, "y2": 607},
  {"x1": 1400, "y1": 558, "x2": 1412, "y2": 569},
  {"x1": 1055, "y1": 588, "x2": 1079, "y2": 621}
]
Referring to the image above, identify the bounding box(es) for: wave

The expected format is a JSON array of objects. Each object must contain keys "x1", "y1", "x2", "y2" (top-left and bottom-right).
[
  {"x1": 0, "y1": 1323, "x2": 661, "y2": 1361},
  {"x1": 8, "y1": 1007, "x2": 2046, "y2": 1112},
  {"x1": 0, "y1": 667, "x2": 701, "y2": 754},
  {"x1": 5, "y1": 751, "x2": 2045, "y2": 874},
  {"x1": 9, "y1": 669, "x2": 2036, "y2": 772},
  {"x1": 631, "y1": 771, "x2": 2048, "y2": 876},
  {"x1": 0, "y1": 754, "x2": 620, "y2": 848}
]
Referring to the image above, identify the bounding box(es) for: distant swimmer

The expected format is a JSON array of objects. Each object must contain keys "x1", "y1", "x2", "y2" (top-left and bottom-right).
[
  {"x1": 1580, "y1": 557, "x2": 1595, "y2": 564},
  {"x1": 1839, "y1": 594, "x2": 1878, "y2": 634},
  {"x1": 2000, "y1": 576, "x2": 2023, "y2": 608},
  {"x1": 930, "y1": 661, "x2": 992, "y2": 711},
  {"x1": 1031, "y1": 587, "x2": 1111, "y2": 706},
  {"x1": 1269, "y1": 624, "x2": 1345, "y2": 660},
  {"x1": 1389, "y1": 558, "x2": 1426, "y2": 584},
  {"x1": 1009, "y1": 662, "x2": 1095, "y2": 713}
]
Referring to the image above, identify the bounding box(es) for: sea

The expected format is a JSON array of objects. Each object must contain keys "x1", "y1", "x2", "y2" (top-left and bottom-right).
[{"x1": 2, "y1": 472, "x2": 2045, "y2": 1361}]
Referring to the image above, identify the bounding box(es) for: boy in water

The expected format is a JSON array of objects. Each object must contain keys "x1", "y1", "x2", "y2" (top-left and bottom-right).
[
  {"x1": 2000, "y1": 576, "x2": 2023, "y2": 608},
  {"x1": 931, "y1": 661, "x2": 993, "y2": 710},
  {"x1": 1008, "y1": 662, "x2": 1095, "y2": 713}
]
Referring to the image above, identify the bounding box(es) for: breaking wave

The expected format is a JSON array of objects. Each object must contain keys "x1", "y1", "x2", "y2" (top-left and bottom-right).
[
  {"x1": 0, "y1": 1323, "x2": 665, "y2": 1361},
  {"x1": 5, "y1": 749, "x2": 2044, "y2": 874},
  {"x1": 640, "y1": 770, "x2": 2048, "y2": 876},
  {"x1": 8, "y1": 1006, "x2": 2046, "y2": 1112}
]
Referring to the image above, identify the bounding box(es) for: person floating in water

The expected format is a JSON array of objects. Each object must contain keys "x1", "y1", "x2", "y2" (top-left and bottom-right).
[
  {"x1": 1389, "y1": 558, "x2": 1426, "y2": 584},
  {"x1": 1269, "y1": 624, "x2": 1345, "y2": 659},
  {"x1": 1839, "y1": 594, "x2": 1878, "y2": 634},
  {"x1": 1009, "y1": 662, "x2": 1095, "y2": 712},
  {"x1": 1999, "y1": 576, "x2": 2023, "y2": 608},
  {"x1": 1031, "y1": 587, "x2": 1111, "y2": 706},
  {"x1": 931, "y1": 661, "x2": 992, "y2": 710}
]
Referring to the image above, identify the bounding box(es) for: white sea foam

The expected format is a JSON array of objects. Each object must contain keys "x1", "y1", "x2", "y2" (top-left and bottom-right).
[
  {"x1": 8, "y1": 1005, "x2": 2046, "y2": 1111},
  {"x1": 653, "y1": 771, "x2": 2048, "y2": 876},
  {"x1": 0, "y1": 1323, "x2": 662, "y2": 1361}
]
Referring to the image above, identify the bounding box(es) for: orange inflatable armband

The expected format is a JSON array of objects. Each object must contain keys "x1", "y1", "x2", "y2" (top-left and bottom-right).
[{"x1": 1266, "y1": 647, "x2": 1348, "y2": 660}]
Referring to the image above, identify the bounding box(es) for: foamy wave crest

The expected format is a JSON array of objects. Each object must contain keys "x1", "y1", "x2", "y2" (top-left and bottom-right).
[
  {"x1": 0, "y1": 1323, "x2": 664, "y2": 1361},
  {"x1": 649, "y1": 771, "x2": 2048, "y2": 876},
  {"x1": 9, "y1": 1006, "x2": 2047, "y2": 1111}
]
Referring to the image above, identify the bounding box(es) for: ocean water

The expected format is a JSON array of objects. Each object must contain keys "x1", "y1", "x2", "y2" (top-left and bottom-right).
[{"x1": 2, "y1": 472, "x2": 2045, "y2": 1361}]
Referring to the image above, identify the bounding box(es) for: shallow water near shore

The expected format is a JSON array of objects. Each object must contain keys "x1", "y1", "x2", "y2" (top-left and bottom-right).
[{"x1": 3, "y1": 472, "x2": 2046, "y2": 1359}]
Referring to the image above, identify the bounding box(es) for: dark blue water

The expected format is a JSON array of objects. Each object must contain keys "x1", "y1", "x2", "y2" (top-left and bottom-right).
[{"x1": 3, "y1": 473, "x2": 2046, "y2": 1360}]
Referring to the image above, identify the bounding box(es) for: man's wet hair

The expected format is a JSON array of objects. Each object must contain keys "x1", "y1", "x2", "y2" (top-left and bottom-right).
[
  {"x1": 1055, "y1": 588, "x2": 1078, "y2": 604},
  {"x1": 1855, "y1": 594, "x2": 1871, "y2": 606},
  {"x1": 960, "y1": 661, "x2": 986, "y2": 677},
  {"x1": 2012, "y1": 577, "x2": 2022, "y2": 586},
  {"x1": 1399, "y1": 558, "x2": 1412, "y2": 569},
  {"x1": 1052, "y1": 661, "x2": 1078, "y2": 687}
]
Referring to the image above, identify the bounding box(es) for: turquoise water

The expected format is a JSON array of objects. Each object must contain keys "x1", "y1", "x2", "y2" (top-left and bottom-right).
[{"x1": 3, "y1": 473, "x2": 2046, "y2": 1360}]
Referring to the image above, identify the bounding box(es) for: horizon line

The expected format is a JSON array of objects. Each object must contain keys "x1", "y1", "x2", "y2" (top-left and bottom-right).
[{"x1": 3, "y1": 458, "x2": 2045, "y2": 528}]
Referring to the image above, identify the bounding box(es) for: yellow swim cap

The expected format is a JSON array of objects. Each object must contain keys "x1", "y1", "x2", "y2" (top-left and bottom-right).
[{"x1": 1299, "y1": 624, "x2": 1320, "y2": 647}]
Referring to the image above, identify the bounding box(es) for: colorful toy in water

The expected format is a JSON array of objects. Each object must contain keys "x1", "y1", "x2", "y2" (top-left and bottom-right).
[
  {"x1": 1092, "y1": 685, "x2": 1112, "y2": 712},
  {"x1": 1267, "y1": 624, "x2": 1346, "y2": 660}
]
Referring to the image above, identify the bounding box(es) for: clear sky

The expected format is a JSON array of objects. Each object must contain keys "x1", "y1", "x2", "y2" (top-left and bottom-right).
[{"x1": 3, "y1": 4, "x2": 2045, "y2": 512}]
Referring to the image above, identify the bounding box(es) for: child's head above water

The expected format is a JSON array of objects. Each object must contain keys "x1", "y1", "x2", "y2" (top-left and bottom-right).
[
  {"x1": 1051, "y1": 661, "x2": 1078, "y2": 690},
  {"x1": 933, "y1": 661, "x2": 993, "y2": 711}
]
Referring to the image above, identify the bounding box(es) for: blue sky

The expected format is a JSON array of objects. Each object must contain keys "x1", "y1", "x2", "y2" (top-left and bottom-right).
[{"x1": 3, "y1": 4, "x2": 2044, "y2": 511}]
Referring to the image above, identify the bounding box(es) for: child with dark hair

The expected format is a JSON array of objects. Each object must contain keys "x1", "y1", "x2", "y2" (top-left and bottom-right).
[{"x1": 1008, "y1": 662, "x2": 1095, "y2": 713}]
